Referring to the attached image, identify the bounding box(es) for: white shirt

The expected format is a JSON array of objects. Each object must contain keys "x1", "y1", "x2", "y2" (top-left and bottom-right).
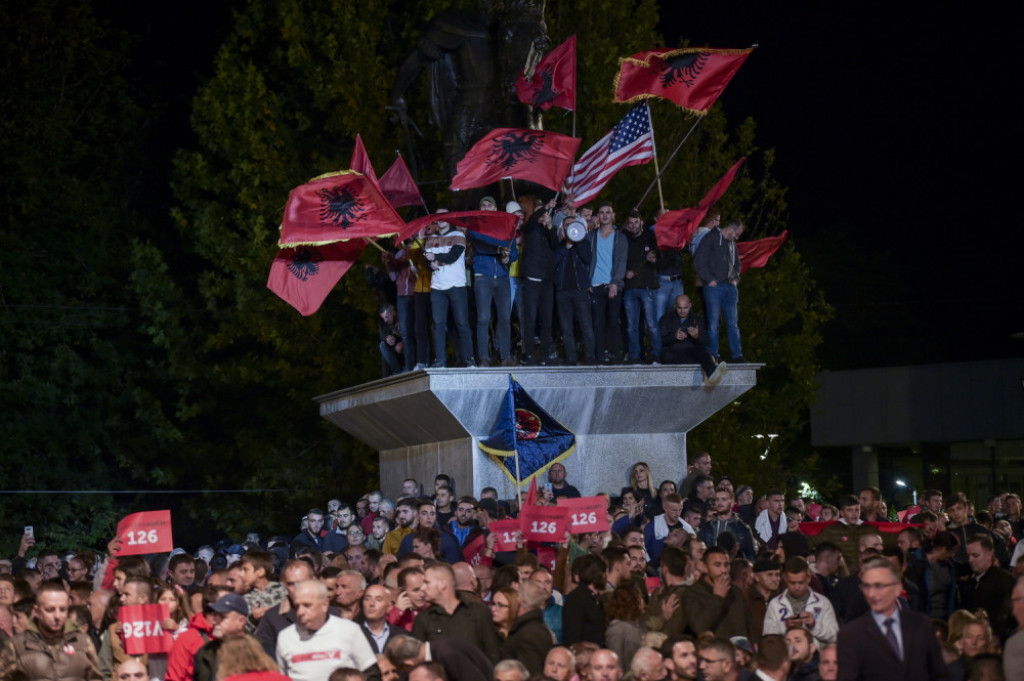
[{"x1": 277, "y1": 614, "x2": 377, "y2": 681}]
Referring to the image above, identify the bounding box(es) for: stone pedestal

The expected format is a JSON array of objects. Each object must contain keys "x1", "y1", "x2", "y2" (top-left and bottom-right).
[{"x1": 316, "y1": 365, "x2": 759, "y2": 499}]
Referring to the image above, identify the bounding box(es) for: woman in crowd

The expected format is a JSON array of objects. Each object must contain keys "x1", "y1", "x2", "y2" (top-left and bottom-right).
[
  {"x1": 216, "y1": 634, "x2": 291, "y2": 681},
  {"x1": 603, "y1": 584, "x2": 645, "y2": 670},
  {"x1": 490, "y1": 586, "x2": 519, "y2": 640}
]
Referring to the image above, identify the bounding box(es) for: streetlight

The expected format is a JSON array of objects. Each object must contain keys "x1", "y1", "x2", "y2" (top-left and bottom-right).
[{"x1": 895, "y1": 479, "x2": 917, "y2": 506}]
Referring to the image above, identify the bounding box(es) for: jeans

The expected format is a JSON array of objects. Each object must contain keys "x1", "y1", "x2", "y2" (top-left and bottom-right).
[
  {"x1": 556, "y1": 289, "x2": 595, "y2": 363},
  {"x1": 703, "y1": 282, "x2": 741, "y2": 358},
  {"x1": 396, "y1": 295, "x2": 416, "y2": 371},
  {"x1": 379, "y1": 340, "x2": 403, "y2": 375},
  {"x1": 591, "y1": 284, "x2": 623, "y2": 362},
  {"x1": 431, "y1": 286, "x2": 474, "y2": 365},
  {"x1": 413, "y1": 292, "x2": 432, "y2": 365},
  {"x1": 624, "y1": 288, "x2": 662, "y2": 360},
  {"x1": 655, "y1": 275, "x2": 684, "y2": 322},
  {"x1": 473, "y1": 274, "x2": 512, "y2": 362},
  {"x1": 521, "y1": 278, "x2": 554, "y2": 362}
]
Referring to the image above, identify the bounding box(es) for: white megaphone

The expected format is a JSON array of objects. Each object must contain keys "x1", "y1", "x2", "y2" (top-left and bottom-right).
[{"x1": 564, "y1": 218, "x2": 587, "y2": 243}]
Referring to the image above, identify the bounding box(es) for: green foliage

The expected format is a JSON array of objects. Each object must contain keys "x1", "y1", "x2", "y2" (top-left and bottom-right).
[
  {"x1": 686, "y1": 245, "x2": 834, "y2": 495},
  {"x1": 0, "y1": 0, "x2": 158, "y2": 554}
]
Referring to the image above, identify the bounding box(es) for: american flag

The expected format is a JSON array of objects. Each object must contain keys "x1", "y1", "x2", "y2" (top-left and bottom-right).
[{"x1": 567, "y1": 102, "x2": 654, "y2": 205}]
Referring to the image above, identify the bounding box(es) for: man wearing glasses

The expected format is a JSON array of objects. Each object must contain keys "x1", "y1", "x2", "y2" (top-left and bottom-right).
[
  {"x1": 835, "y1": 557, "x2": 948, "y2": 681},
  {"x1": 695, "y1": 637, "x2": 744, "y2": 681}
]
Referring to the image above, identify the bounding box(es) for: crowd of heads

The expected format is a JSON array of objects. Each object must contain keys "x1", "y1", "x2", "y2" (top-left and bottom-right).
[{"x1": 3, "y1": 461, "x2": 1022, "y2": 681}]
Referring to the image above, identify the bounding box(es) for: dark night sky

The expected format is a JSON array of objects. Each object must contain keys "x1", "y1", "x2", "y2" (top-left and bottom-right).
[
  {"x1": 658, "y1": 3, "x2": 1023, "y2": 367},
  {"x1": 119, "y1": 1, "x2": 1023, "y2": 369}
]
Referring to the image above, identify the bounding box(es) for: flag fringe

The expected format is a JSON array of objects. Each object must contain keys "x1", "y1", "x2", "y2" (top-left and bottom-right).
[
  {"x1": 481, "y1": 443, "x2": 576, "y2": 488},
  {"x1": 276, "y1": 231, "x2": 399, "y2": 249},
  {"x1": 619, "y1": 46, "x2": 755, "y2": 69}
]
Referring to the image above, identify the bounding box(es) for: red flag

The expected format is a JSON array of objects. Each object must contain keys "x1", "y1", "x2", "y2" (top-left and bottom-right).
[
  {"x1": 515, "y1": 36, "x2": 576, "y2": 111},
  {"x1": 379, "y1": 155, "x2": 425, "y2": 209},
  {"x1": 397, "y1": 210, "x2": 518, "y2": 244},
  {"x1": 450, "y1": 128, "x2": 581, "y2": 192},
  {"x1": 614, "y1": 47, "x2": 754, "y2": 115},
  {"x1": 738, "y1": 231, "x2": 788, "y2": 273},
  {"x1": 524, "y1": 476, "x2": 538, "y2": 508},
  {"x1": 278, "y1": 171, "x2": 406, "y2": 246},
  {"x1": 267, "y1": 241, "x2": 366, "y2": 316},
  {"x1": 567, "y1": 103, "x2": 653, "y2": 206},
  {"x1": 654, "y1": 158, "x2": 745, "y2": 250},
  {"x1": 349, "y1": 134, "x2": 381, "y2": 193}
]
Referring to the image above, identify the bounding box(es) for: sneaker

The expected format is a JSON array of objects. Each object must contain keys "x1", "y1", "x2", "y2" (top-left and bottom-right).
[
  {"x1": 732, "y1": 355, "x2": 748, "y2": 363},
  {"x1": 464, "y1": 358, "x2": 477, "y2": 368},
  {"x1": 413, "y1": 363, "x2": 427, "y2": 371},
  {"x1": 429, "y1": 361, "x2": 446, "y2": 368},
  {"x1": 520, "y1": 355, "x2": 533, "y2": 366},
  {"x1": 650, "y1": 360, "x2": 661, "y2": 366},
  {"x1": 477, "y1": 358, "x2": 490, "y2": 367},
  {"x1": 500, "y1": 357, "x2": 516, "y2": 367},
  {"x1": 704, "y1": 361, "x2": 727, "y2": 387}
]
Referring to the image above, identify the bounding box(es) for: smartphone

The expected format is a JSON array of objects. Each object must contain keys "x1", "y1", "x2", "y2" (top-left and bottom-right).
[
  {"x1": 543, "y1": 483, "x2": 553, "y2": 494},
  {"x1": 24, "y1": 526, "x2": 34, "y2": 539}
]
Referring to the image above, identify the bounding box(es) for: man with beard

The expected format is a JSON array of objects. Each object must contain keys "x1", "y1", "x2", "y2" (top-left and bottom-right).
[
  {"x1": 622, "y1": 209, "x2": 662, "y2": 363},
  {"x1": 700, "y1": 488, "x2": 757, "y2": 561},
  {"x1": 682, "y1": 547, "x2": 754, "y2": 640},
  {"x1": 291, "y1": 508, "x2": 325, "y2": 555},
  {"x1": 661, "y1": 636, "x2": 698, "y2": 681},
  {"x1": 0, "y1": 582, "x2": 101, "y2": 681},
  {"x1": 785, "y1": 627, "x2": 820, "y2": 681},
  {"x1": 277, "y1": 580, "x2": 378, "y2": 681}
]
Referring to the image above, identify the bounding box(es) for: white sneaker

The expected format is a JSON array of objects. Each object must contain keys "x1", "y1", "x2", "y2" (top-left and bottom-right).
[{"x1": 704, "y1": 361, "x2": 727, "y2": 387}]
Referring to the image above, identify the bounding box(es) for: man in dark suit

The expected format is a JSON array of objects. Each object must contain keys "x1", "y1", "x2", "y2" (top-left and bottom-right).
[
  {"x1": 837, "y1": 557, "x2": 948, "y2": 681},
  {"x1": 384, "y1": 633, "x2": 493, "y2": 681}
]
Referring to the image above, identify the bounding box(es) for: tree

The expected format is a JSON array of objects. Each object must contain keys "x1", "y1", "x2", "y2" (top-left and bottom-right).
[{"x1": 0, "y1": 0, "x2": 161, "y2": 554}]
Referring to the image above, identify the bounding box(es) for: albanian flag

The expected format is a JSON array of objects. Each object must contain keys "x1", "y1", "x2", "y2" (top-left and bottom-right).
[
  {"x1": 479, "y1": 375, "x2": 576, "y2": 486},
  {"x1": 614, "y1": 46, "x2": 754, "y2": 115},
  {"x1": 278, "y1": 171, "x2": 406, "y2": 246},
  {"x1": 379, "y1": 155, "x2": 425, "y2": 209},
  {"x1": 451, "y1": 128, "x2": 581, "y2": 192},
  {"x1": 654, "y1": 157, "x2": 745, "y2": 250},
  {"x1": 267, "y1": 240, "x2": 366, "y2": 316},
  {"x1": 397, "y1": 210, "x2": 519, "y2": 244},
  {"x1": 350, "y1": 134, "x2": 381, "y2": 193},
  {"x1": 515, "y1": 35, "x2": 576, "y2": 111},
  {"x1": 738, "y1": 231, "x2": 788, "y2": 273}
]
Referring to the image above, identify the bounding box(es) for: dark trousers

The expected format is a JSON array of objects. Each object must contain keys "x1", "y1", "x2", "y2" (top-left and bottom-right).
[
  {"x1": 431, "y1": 286, "x2": 474, "y2": 365},
  {"x1": 521, "y1": 278, "x2": 554, "y2": 362},
  {"x1": 396, "y1": 295, "x2": 416, "y2": 371},
  {"x1": 556, "y1": 289, "x2": 595, "y2": 363},
  {"x1": 591, "y1": 284, "x2": 623, "y2": 362},
  {"x1": 661, "y1": 341, "x2": 717, "y2": 376},
  {"x1": 413, "y1": 292, "x2": 432, "y2": 365}
]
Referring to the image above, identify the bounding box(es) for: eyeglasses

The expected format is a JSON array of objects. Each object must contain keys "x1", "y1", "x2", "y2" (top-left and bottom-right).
[{"x1": 859, "y1": 582, "x2": 900, "y2": 591}]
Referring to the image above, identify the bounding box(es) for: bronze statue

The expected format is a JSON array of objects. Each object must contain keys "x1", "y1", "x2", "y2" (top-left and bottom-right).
[{"x1": 391, "y1": 1, "x2": 549, "y2": 181}]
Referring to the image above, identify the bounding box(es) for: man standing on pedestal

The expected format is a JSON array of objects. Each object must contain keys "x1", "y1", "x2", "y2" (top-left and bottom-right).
[{"x1": 694, "y1": 218, "x2": 746, "y2": 363}]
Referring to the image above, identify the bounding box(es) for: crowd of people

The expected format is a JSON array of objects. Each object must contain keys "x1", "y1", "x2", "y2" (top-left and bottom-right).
[
  {"x1": 369, "y1": 195, "x2": 742, "y2": 385},
  {"x1": 3, "y1": 456, "x2": 1023, "y2": 681}
]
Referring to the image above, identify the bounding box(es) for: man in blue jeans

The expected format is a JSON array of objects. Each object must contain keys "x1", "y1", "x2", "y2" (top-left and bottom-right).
[
  {"x1": 424, "y1": 212, "x2": 475, "y2": 367},
  {"x1": 693, "y1": 218, "x2": 746, "y2": 363},
  {"x1": 468, "y1": 196, "x2": 517, "y2": 366},
  {"x1": 622, "y1": 209, "x2": 662, "y2": 363}
]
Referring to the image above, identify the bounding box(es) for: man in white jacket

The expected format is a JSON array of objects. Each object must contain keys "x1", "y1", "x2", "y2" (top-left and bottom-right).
[{"x1": 762, "y1": 556, "x2": 837, "y2": 648}]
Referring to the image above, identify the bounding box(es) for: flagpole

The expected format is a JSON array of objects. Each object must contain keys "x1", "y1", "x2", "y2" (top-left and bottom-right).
[
  {"x1": 645, "y1": 104, "x2": 666, "y2": 212},
  {"x1": 363, "y1": 237, "x2": 387, "y2": 253},
  {"x1": 636, "y1": 116, "x2": 704, "y2": 208}
]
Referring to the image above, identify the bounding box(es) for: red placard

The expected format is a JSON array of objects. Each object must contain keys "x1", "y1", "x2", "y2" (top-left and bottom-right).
[
  {"x1": 119, "y1": 604, "x2": 173, "y2": 655},
  {"x1": 556, "y1": 496, "x2": 610, "y2": 534},
  {"x1": 462, "y1": 534, "x2": 487, "y2": 566},
  {"x1": 519, "y1": 505, "x2": 570, "y2": 543},
  {"x1": 536, "y1": 547, "x2": 557, "y2": 571},
  {"x1": 645, "y1": 576, "x2": 662, "y2": 595},
  {"x1": 488, "y1": 519, "x2": 521, "y2": 552},
  {"x1": 115, "y1": 511, "x2": 173, "y2": 556}
]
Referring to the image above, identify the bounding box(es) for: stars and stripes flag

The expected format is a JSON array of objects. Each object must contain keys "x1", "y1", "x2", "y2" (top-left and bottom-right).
[{"x1": 566, "y1": 102, "x2": 654, "y2": 206}]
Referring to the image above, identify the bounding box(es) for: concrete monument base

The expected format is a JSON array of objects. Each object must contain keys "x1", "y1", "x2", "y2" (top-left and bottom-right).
[{"x1": 316, "y1": 365, "x2": 759, "y2": 499}]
